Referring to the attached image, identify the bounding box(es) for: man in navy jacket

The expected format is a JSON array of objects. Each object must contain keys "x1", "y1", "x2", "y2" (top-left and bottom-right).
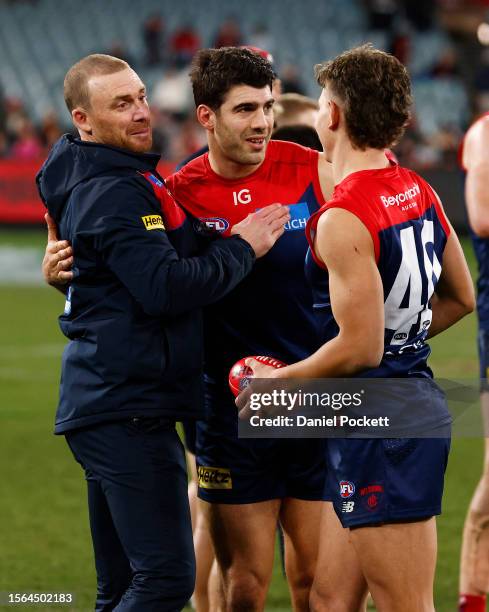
[{"x1": 36, "y1": 53, "x2": 288, "y2": 611}]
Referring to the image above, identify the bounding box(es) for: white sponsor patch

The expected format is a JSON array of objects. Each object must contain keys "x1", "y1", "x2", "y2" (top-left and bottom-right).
[{"x1": 380, "y1": 183, "x2": 420, "y2": 208}]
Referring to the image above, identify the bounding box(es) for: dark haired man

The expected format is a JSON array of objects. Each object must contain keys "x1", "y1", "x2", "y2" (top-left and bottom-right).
[
  {"x1": 241, "y1": 45, "x2": 475, "y2": 610},
  {"x1": 37, "y1": 53, "x2": 288, "y2": 612},
  {"x1": 163, "y1": 46, "x2": 335, "y2": 611}
]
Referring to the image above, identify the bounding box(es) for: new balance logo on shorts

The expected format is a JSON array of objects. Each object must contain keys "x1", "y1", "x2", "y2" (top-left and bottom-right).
[
  {"x1": 198, "y1": 466, "x2": 232, "y2": 489},
  {"x1": 342, "y1": 501, "x2": 355, "y2": 513}
]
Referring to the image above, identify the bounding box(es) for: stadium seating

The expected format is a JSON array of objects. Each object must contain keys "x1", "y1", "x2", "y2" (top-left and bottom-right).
[{"x1": 0, "y1": 0, "x2": 469, "y2": 139}]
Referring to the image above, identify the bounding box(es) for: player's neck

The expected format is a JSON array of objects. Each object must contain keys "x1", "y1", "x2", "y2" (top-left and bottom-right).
[
  {"x1": 207, "y1": 149, "x2": 264, "y2": 179},
  {"x1": 331, "y1": 140, "x2": 390, "y2": 185}
]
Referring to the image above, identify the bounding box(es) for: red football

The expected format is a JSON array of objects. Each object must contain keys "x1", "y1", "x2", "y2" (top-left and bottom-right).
[{"x1": 228, "y1": 355, "x2": 287, "y2": 397}]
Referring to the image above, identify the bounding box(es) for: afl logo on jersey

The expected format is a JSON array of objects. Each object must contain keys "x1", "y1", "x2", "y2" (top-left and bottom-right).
[
  {"x1": 393, "y1": 332, "x2": 408, "y2": 341},
  {"x1": 339, "y1": 481, "x2": 355, "y2": 498},
  {"x1": 200, "y1": 217, "x2": 230, "y2": 233}
]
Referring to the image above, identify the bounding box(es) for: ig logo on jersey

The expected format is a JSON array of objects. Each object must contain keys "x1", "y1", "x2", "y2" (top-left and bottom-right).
[
  {"x1": 339, "y1": 481, "x2": 355, "y2": 498},
  {"x1": 233, "y1": 189, "x2": 252, "y2": 205}
]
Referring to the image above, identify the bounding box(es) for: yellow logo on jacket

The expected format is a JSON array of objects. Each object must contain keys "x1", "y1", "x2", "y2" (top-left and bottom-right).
[{"x1": 141, "y1": 215, "x2": 165, "y2": 230}]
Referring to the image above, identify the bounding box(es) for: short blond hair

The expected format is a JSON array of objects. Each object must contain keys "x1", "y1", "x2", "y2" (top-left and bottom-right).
[
  {"x1": 64, "y1": 54, "x2": 129, "y2": 112},
  {"x1": 274, "y1": 93, "x2": 318, "y2": 125}
]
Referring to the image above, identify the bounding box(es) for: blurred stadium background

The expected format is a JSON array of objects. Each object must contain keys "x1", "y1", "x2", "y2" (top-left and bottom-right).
[{"x1": 0, "y1": 0, "x2": 487, "y2": 609}]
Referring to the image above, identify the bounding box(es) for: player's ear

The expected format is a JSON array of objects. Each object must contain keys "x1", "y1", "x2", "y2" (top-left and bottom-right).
[
  {"x1": 196, "y1": 104, "x2": 216, "y2": 131},
  {"x1": 72, "y1": 107, "x2": 93, "y2": 136},
  {"x1": 328, "y1": 100, "x2": 340, "y2": 131}
]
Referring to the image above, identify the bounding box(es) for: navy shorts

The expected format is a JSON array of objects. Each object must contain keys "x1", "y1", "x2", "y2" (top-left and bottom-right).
[
  {"x1": 478, "y1": 329, "x2": 489, "y2": 392},
  {"x1": 196, "y1": 384, "x2": 328, "y2": 504},
  {"x1": 326, "y1": 436, "x2": 451, "y2": 528}
]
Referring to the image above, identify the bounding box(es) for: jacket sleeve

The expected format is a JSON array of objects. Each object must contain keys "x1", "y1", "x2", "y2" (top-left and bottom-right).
[{"x1": 90, "y1": 179, "x2": 255, "y2": 317}]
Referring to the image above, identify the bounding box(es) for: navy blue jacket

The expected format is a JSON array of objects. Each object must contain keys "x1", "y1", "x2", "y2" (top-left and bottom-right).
[{"x1": 36, "y1": 135, "x2": 255, "y2": 433}]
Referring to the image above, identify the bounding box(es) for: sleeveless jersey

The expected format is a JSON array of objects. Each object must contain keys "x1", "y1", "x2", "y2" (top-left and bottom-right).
[
  {"x1": 166, "y1": 140, "x2": 324, "y2": 381},
  {"x1": 305, "y1": 163, "x2": 451, "y2": 377},
  {"x1": 459, "y1": 112, "x2": 489, "y2": 330}
]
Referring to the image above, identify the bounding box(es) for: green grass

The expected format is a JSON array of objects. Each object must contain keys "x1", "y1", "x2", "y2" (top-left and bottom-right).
[
  {"x1": 0, "y1": 231, "x2": 484, "y2": 610},
  {"x1": 0, "y1": 284, "x2": 94, "y2": 611},
  {"x1": 0, "y1": 228, "x2": 49, "y2": 249},
  {"x1": 431, "y1": 316, "x2": 481, "y2": 609}
]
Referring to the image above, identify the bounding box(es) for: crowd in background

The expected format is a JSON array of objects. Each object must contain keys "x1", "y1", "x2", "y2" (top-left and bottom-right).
[{"x1": 1, "y1": 0, "x2": 489, "y2": 170}]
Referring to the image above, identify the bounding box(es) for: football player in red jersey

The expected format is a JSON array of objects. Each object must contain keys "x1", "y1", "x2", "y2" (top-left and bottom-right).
[
  {"x1": 459, "y1": 113, "x2": 489, "y2": 612},
  {"x1": 164, "y1": 47, "x2": 344, "y2": 612},
  {"x1": 239, "y1": 45, "x2": 475, "y2": 611}
]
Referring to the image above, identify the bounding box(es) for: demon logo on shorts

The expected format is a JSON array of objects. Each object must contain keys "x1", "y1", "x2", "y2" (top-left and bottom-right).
[{"x1": 360, "y1": 483, "x2": 384, "y2": 511}]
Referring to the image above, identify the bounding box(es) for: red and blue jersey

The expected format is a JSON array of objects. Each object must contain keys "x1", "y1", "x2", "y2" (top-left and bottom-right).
[
  {"x1": 166, "y1": 139, "x2": 324, "y2": 382},
  {"x1": 305, "y1": 163, "x2": 451, "y2": 377},
  {"x1": 459, "y1": 113, "x2": 489, "y2": 331}
]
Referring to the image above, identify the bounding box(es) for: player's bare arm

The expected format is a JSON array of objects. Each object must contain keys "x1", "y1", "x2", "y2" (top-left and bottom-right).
[
  {"x1": 463, "y1": 116, "x2": 489, "y2": 237},
  {"x1": 250, "y1": 208, "x2": 384, "y2": 381},
  {"x1": 428, "y1": 224, "x2": 474, "y2": 338}
]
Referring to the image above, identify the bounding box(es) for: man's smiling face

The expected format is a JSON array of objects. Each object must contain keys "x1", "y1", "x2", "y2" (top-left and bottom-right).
[
  {"x1": 83, "y1": 68, "x2": 152, "y2": 152},
  {"x1": 211, "y1": 84, "x2": 275, "y2": 169}
]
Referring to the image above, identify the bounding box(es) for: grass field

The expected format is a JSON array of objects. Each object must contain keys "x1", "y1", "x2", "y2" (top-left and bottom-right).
[{"x1": 0, "y1": 229, "x2": 483, "y2": 611}]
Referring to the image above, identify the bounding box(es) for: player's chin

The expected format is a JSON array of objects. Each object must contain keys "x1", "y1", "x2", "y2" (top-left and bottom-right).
[{"x1": 241, "y1": 148, "x2": 266, "y2": 165}]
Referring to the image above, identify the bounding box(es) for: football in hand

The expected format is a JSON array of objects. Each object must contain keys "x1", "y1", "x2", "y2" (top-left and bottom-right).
[{"x1": 228, "y1": 355, "x2": 287, "y2": 397}]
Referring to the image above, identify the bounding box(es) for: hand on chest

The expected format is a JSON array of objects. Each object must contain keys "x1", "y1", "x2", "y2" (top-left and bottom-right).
[{"x1": 190, "y1": 183, "x2": 314, "y2": 236}]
